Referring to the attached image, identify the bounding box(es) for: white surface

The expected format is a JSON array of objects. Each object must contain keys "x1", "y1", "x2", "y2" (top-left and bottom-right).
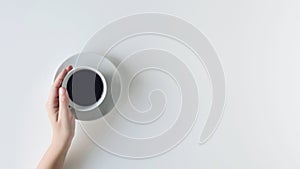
[{"x1": 1, "y1": 0, "x2": 300, "y2": 168}]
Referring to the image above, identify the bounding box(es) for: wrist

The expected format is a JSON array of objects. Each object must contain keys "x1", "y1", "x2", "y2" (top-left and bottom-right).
[{"x1": 51, "y1": 137, "x2": 72, "y2": 153}]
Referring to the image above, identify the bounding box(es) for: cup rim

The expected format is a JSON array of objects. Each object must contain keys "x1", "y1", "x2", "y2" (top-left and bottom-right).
[{"x1": 62, "y1": 66, "x2": 107, "y2": 112}]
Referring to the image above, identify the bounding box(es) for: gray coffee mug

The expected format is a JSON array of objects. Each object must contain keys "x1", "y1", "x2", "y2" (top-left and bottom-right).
[{"x1": 62, "y1": 66, "x2": 107, "y2": 112}]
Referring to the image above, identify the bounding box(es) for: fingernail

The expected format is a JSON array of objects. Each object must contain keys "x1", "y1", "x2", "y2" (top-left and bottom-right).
[
  {"x1": 67, "y1": 65, "x2": 73, "y2": 71},
  {"x1": 59, "y1": 87, "x2": 65, "y2": 95}
]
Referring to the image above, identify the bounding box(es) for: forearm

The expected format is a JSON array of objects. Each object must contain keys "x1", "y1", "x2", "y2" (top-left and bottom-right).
[{"x1": 36, "y1": 141, "x2": 71, "y2": 169}]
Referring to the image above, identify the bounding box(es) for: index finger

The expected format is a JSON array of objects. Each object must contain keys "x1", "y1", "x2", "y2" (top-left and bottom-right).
[
  {"x1": 48, "y1": 65, "x2": 73, "y2": 107},
  {"x1": 53, "y1": 65, "x2": 73, "y2": 89}
]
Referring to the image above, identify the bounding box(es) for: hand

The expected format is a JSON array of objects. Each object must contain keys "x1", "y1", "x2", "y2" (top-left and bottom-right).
[
  {"x1": 46, "y1": 65, "x2": 75, "y2": 149},
  {"x1": 37, "y1": 66, "x2": 75, "y2": 169}
]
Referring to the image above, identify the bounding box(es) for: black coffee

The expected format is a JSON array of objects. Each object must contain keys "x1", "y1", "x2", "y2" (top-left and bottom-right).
[{"x1": 66, "y1": 69, "x2": 104, "y2": 106}]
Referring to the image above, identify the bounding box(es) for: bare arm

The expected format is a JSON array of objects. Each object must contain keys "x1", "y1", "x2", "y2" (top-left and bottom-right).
[{"x1": 37, "y1": 66, "x2": 75, "y2": 169}]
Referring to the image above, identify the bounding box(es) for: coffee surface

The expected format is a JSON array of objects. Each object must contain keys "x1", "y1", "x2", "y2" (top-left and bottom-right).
[{"x1": 66, "y1": 69, "x2": 104, "y2": 106}]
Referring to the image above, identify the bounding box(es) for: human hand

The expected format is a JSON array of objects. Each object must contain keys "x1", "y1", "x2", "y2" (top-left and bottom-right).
[
  {"x1": 37, "y1": 66, "x2": 75, "y2": 169},
  {"x1": 46, "y1": 65, "x2": 75, "y2": 150}
]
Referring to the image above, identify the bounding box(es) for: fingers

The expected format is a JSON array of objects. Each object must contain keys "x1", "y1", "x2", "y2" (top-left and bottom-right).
[
  {"x1": 53, "y1": 65, "x2": 73, "y2": 91},
  {"x1": 58, "y1": 87, "x2": 74, "y2": 123},
  {"x1": 47, "y1": 65, "x2": 73, "y2": 108}
]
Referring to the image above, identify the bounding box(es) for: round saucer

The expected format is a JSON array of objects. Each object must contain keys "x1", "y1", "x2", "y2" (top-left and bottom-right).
[{"x1": 54, "y1": 53, "x2": 121, "y2": 121}]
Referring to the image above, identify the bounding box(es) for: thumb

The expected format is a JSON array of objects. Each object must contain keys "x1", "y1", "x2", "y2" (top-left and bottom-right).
[{"x1": 58, "y1": 87, "x2": 70, "y2": 121}]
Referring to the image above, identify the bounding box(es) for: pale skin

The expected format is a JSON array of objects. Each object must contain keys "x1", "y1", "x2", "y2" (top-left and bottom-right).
[{"x1": 37, "y1": 65, "x2": 75, "y2": 169}]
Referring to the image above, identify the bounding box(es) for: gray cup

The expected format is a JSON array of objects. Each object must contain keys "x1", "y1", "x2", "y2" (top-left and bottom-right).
[{"x1": 62, "y1": 66, "x2": 107, "y2": 112}]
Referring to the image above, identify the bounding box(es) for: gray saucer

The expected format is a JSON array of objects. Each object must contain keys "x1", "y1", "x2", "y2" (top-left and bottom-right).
[{"x1": 54, "y1": 53, "x2": 121, "y2": 121}]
